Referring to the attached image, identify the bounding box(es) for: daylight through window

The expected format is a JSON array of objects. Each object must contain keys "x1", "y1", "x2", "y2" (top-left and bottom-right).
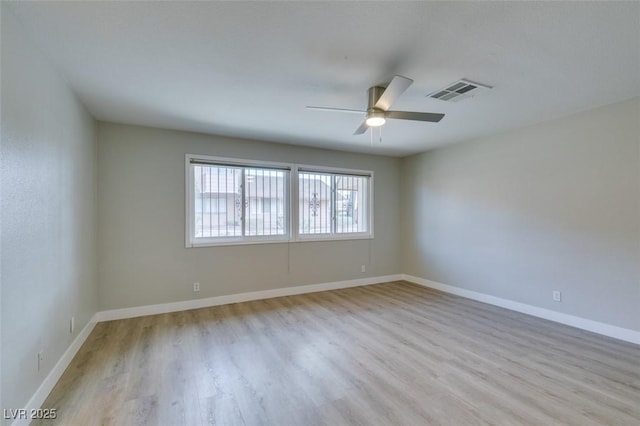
[
  {"x1": 187, "y1": 155, "x2": 372, "y2": 247},
  {"x1": 298, "y1": 171, "x2": 370, "y2": 237},
  {"x1": 189, "y1": 158, "x2": 290, "y2": 245}
]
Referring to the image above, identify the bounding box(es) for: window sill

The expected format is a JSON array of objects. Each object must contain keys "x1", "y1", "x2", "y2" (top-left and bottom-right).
[
  {"x1": 188, "y1": 237, "x2": 290, "y2": 248},
  {"x1": 186, "y1": 234, "x2": 373, "y2": 248},
  {"x1": 294, "y1": 234, "x2": 373, "y2": 243}
]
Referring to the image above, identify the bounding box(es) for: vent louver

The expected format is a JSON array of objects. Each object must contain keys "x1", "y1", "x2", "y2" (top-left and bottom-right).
[{"x1": 428, "y1": 79, "x2": 491, "y2": 102}]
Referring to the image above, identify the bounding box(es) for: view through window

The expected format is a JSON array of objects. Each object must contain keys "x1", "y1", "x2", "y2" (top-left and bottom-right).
[
  {"x1": 188, "y1": 156, "x2": 371, "y2": 246},
  {"x1": 193, "y1": 164, "x2": 288, "y2": 240},
  {"x1": 298, "y1": 171, "x2": 369, "y2": 236}
]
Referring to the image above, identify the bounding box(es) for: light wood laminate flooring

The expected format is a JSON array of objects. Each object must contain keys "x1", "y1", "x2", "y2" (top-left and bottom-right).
[{"x1": 35, "y1": 281, "x2": 640, "y2": 425}]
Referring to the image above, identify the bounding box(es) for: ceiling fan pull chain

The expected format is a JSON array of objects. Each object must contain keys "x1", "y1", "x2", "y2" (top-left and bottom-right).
[{"x1": 379, "y1": 126, "x2": 383, "y2": 144}]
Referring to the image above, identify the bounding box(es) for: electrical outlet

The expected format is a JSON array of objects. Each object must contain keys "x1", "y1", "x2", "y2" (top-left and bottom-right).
[
  {"x1": 37, "y1": 351, "x2": 43, "y2": 372},
  {"x1": 193, "y1": 282, "x2": 200, "y2": 292},
  {"x1": 553, "y1": 291, "x2": 562, "y2": 302},
  {"x1": 70, "y1": 316, "x2": 75, "y2": 334},
  {"x1": 361, "y1": 265, "x2": 366, "y2": 273}
]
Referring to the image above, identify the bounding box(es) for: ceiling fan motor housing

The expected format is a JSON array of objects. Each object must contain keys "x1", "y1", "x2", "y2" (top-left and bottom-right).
[
  {"x1": 368, "y1": 86, "x2": 386, "y2": 111},
  {"x1": 365, "y1": 86, "x2": 387, "y2": 126}
]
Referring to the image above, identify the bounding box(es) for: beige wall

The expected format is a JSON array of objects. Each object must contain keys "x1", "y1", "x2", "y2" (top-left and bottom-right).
[
  {"x1": 1, "y1": 8, "x2": 98, "y2": 419},
  {"x1": 97, "y1": 123, "x2": 402, "y2": 310},
  {"x1": 402, "y1": 97, "x2": 640, "y2": 331}
]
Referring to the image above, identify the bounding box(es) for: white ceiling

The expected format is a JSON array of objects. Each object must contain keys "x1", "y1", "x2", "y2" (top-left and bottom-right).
[{"x1": 7, "y1": 1, "x2": 640, "y2": 156}]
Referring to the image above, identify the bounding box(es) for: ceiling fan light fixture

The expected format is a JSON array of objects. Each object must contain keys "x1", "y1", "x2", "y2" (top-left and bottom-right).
[
  {"x1": 366, "y1": 112, "x2": 386, "y2": 127},
  {"x1": 308, "y1": 75, "x2": 445, "y2": 136}
]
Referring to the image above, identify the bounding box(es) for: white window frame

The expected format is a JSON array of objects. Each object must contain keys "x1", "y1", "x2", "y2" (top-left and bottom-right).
[
  {"x1": 186, "y1": 154, "x2": 292, "y2": 247},
  {"x1": 293, "y1": 165, "x2": 374, "y2": 242},
  {"x1": 186, "y1": 155, "x2": 374, "y2": 247}
]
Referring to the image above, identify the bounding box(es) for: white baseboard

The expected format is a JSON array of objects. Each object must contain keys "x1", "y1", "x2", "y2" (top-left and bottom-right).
[
  {"x1": 13, "y1": 275, "x2": 401, "y2": 423},
  {"x1": 96, "y1": 274, "x2": 403, "y2": 322},
  {"x1": 402, "y1": 274, "x2": 640, "y2": 345},
  {"x1": 12, "y1": 315, "x2": 98, "y2": 426},
  {"x1": 18, "y1": 272, "x2": 635, "y2": 426}
]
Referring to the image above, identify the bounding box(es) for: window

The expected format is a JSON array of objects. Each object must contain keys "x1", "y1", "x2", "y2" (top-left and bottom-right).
[
  {"x1": 187, "y1": 155, "x2": 290, "y2": 246},
  {"x1": 186, "y1": 155, "x2": 372, "y2": 247},
  {"x1": 298, "y1": 168, "x2": 372, "y2": 239}
]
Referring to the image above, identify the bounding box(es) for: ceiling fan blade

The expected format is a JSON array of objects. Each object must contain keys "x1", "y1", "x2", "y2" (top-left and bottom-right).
[
  {"x1": 353, "y1": 121, "x2": 369, "y2": 135},
  {"x1": 306, "y1": 106, "x2": 366, "y2": 114},
  {"x1": 374, "y1": 75, "x2": 414, "y2": 111},
  {"x1": 385, "y1": 110, "x2": 445, "y2": 122}
]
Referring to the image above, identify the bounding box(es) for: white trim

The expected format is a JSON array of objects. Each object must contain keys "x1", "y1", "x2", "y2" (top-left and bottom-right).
[
  {"x1": 185, "y1": 154, "x2": 193, "y2": 248},
  {"x1": 295, "y1": 163, "x2": 373, "y2": 177},
  {"x1": 15, "y1": 273, "x2": 637, "y2": 424},
  {"x1": 14, "y1": 274, "x2": 401, "y2": 421},
  {"x1": 294, "y1": 234, "x2": 373, "y2": 243},
  {"x1": 186, "y1": 157, "x2": 375, "y2": 247},
  {"x1": 12, "y1": 315, "x2": 98, "y2": 426},
  {"x1": 96, "y1": 274, "x2": 403, "y2": 322},
  {"x1": 190, "y1": 238, "x2": 291, "y2": 248},
  {"x1": 186, "y1": 153, "x2": 294, "y2": 170},
  {"x1": 368, "y1": 170, "x2": 374, "y2": 239},
  {"x1": 402, "y1": 274, "x2": 640, "y2": 345}
]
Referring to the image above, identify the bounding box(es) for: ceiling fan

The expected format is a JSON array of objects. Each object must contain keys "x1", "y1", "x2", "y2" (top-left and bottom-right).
[{"x1": 307, "y1": 75, "x2": 445, "y2": 135}]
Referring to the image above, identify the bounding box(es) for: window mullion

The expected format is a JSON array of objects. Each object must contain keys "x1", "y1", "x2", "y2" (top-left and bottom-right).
[
  {"x1": 331, "y1": 175, "x2": 336, "y2": 235},
  {"x1": 200, "y1": 166, "x2": 205, "y2": 237},
  {"x1": 241, "y1": 168, "x2": 246, "y2": 237}
]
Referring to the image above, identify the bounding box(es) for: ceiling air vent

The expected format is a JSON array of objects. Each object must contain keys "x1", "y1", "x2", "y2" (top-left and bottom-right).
[{"x1": 428, "y1": 79, "x2": 492, "y2": 102}]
